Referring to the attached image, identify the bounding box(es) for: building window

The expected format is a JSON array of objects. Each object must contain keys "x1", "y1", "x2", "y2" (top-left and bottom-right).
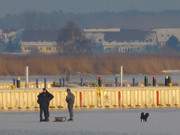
[
  {"x1": 46, "y1": 47, "x2": 52, "y2": 51},
  {"x1": 24, "y1": 47, "x2": 29, "y2": 51}
]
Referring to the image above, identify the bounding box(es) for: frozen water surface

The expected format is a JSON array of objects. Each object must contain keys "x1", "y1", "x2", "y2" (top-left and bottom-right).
[{"x1": 0, "y1": 109, "x2": 179, "y2": 135}]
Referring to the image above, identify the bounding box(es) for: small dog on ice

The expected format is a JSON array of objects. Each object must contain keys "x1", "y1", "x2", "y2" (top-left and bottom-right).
[{"x1": 140, "y1": 112, "x2": 150, "y2": 122}]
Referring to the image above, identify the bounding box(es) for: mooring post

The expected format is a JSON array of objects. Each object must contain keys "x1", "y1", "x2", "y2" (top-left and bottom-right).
[
  {"x1": 152, "y1": 76, "x2": 156, "y2": 87},
  {"x1": 97, "y1": 76, "x2": 102, "y2": 87},
  {"x1": 59, "y1": 78, "x2": 62, "y2": 87},
  {"x1": 13, "y1": 78, "x2": 16, "y2": 86},
  {"x1": 62, "y1": 78, "x2": 65, "y2": 87},
  {"x1": 120, "y1": 66, "x2": 123, "y2": 87},
  {"x1": 144, "y1": 75, "x2": 148, "y2": 87},
  {"x1": 80, "y1": 74, "x2": 83, "y2": 86},
  {"x1": 36, "y1": 79, "x2": 39, "y2": 88},
  {"x1": 115, "y1": 76, "x2": 118, "y2": 87},
  {"x1": 132, "y1": 78, "x2": 135, "y2": 86},
  {"x1": 165, "y1": 76, "x2": 168, "y2": 86},
  {"x1": 17, "y1": 77, "x2": 21, "y2": 88},
  {"x1": 25, "y1": 66, "x2": 29, "y2": 88},
  {"x1": 44, "y1": 78, "x2": 47, "y2": 88}
]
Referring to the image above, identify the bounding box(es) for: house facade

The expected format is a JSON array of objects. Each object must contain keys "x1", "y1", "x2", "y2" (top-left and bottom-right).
[
  {"x1": 21, "y1": 41, "x2": 58, "y2": 54},
  {"x1": 153, "y1": 28, "x2": 180, "y2": 46},
  {"x1": 84, "y1": 28, "x2": 157, "y2": 53},
  {"x1": 20, "y1": 30, "x2": 59, "y2": 54}
]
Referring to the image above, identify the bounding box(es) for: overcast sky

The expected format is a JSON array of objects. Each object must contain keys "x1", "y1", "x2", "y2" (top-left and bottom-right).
[{"x1": 0, "y1": 0, "x2": 180, "y2": 15}]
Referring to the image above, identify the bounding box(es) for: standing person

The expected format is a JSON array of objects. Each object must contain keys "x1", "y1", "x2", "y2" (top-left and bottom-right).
[
  {"x1": 37, "y1": 88, "x2": 54, "y2": 122},
  {"x1": 66, "y1": 88, "x2": 75, "y2": 121}
]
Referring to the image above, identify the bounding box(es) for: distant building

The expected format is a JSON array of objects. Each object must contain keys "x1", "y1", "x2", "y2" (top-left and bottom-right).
[
  {"x1": 21, "y1": 41, "x2": 58, "y2": 54},
  {"x1": 0, "y1": 29, "x2": 17, "y2": 44},
  {"x1": 84, "y1": 28, "x2": 157, "y2": 53},
  {"x1": 103, "y1": 41, "x2": 155, "y2": 53},
  {"x1": 84, "y1": 28, "x2": 120, "y2": 43},
  {"x1": 20, "y1": 30, "x2": 59, "y2": 54},
  {"x1": 153, "y1": 28, "x2": 180, "y2": 46},
  {"x1": 20, "y1": 28, "x2": 180, "y2": 54}
]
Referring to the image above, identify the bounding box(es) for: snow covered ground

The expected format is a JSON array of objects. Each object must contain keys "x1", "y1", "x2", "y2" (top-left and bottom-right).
[{"x1": 0, "y1": 109, "x2": 179, "y2": 135}]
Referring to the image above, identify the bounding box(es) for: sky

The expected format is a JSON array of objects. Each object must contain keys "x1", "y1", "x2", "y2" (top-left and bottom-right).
[{"x1": 0, "y1": 0, "x2": 180, "y2": 15}]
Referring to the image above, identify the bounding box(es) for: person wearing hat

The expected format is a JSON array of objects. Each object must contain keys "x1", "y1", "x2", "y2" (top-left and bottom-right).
[
  {"x1": 37, "y1": 88, "x2": 54, "y2": 122},
  {"x1": 66, "y1": 88, "x2": 75, "y2": 121}
]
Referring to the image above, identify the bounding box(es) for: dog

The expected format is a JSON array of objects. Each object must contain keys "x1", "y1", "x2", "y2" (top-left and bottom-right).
[{"x1": 140, "y1": 112, "x2": 150, "y2": 122}]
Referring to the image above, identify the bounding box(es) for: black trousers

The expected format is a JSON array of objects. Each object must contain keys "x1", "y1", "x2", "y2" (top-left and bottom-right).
[
  {"x1": 68, "y1": 104, "x2": 74, "y2": 119},
  {"x1": 40, "y1": 106, "x2": 49, "y2": 120}
]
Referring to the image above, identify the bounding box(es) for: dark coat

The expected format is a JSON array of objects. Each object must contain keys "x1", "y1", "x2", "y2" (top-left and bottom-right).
[
  {"x1": 37, "y1": 91, "x2": 54, "y2": 108},
  {"x1": 66, "y1": 92, "x2": 75, "y2": 107}
]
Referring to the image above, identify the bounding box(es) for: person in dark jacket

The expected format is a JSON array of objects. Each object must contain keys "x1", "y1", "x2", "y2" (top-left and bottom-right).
[
  {"x1": 66, "y1": 88, "x2": 75, "y2": 121},
  {"x1": 37, "y1": 88, "x2": 54, "y2": 122}
]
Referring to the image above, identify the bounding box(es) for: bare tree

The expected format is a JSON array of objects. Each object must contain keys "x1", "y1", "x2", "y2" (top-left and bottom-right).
[{"x1": 57, "y1": 21, "x2": 101, "y2": 55}]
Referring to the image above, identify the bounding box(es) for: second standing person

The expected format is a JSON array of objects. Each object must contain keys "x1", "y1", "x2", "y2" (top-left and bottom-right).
[{"x1": 66, "y1": 88, "x2": 75, "y2": 121}]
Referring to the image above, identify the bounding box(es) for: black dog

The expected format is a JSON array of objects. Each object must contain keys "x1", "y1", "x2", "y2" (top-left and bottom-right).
[{"x1": 140, "y1": 112, "x2": 150, "y2": 122}]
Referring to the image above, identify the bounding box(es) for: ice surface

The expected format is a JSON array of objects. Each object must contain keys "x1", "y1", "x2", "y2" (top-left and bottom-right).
[{"x1": 0, "y1": 109, "x2": 179, "y2": 135}]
